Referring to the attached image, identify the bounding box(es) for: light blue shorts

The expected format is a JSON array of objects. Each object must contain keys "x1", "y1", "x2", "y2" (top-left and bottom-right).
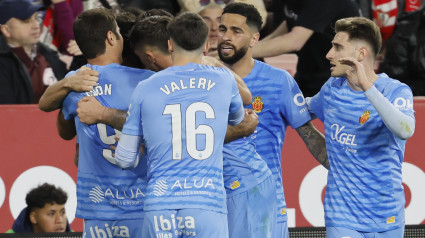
[
  {"x1": 227, "y1": 176, "x2": 277, "y2": 238},
  {"x1": 142, "y1": 209, "x2": 228, "y2": 238},
  {"x1": 327, "y1": 226, "x2": 405, "y2": 238},
  {"x1": 274, "y1": 220, "x2": 289, "y2": 238},
  {"x1": 83, "y1": 218, "x2": 143, "y2": 238}
]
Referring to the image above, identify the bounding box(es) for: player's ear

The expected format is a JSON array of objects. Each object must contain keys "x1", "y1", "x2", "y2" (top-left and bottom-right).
[
  {"x1": 168, "y1": 39, "x2": 174, "y2": 53},
  {"x1": 357, "y1": 46, "x2": 368, "y2": 62},
  {"x1": 29, "y1": 211, "x2": 37, "y2": 225},
  {"x1": 250, "y1": 32, "x2": 260, "y2": 48},
  {"x1": 0, "y1": 24, "x2": 11, "y2": 38},
  {"x1": 145, "y1": 51, "x2": 155, "y2": 64},
  {"x1": 203, "y1": 41, "x2": 209, "y2": 56},
  {"x1": 106, "y1": 31, "x2": 115, "y2": 46}
]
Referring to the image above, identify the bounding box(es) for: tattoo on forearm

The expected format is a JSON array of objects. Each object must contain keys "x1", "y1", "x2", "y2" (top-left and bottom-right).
[{"x1": 296, "y1": 122, "x2": 329, "y2": 169}]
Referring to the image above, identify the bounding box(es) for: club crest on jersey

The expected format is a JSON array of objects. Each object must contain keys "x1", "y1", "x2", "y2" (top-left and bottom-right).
[
  {"x1": 359, "y1": 110, "x2": 371, "y2": 125},
  {"x1": 386, "y1": 216, "x2": 395, "y2": 224},
  {"x1": 252, "y1": 96, "x2": 264, "y2": 113},
  {"x1": 230, "y1": 180, "x2": 240, "y2": 190}
]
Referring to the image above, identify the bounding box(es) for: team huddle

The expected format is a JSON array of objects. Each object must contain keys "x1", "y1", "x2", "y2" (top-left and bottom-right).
[{"x1": 36, "y1": 2, "x2": 415, "y2": 238}]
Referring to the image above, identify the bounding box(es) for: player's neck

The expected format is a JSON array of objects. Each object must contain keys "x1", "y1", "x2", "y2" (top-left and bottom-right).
[
  {"x1": 227, "y1": 54, "x2": 255, "y2": 79},
  {"x1": 172, "y1": 53, "x2": 203, "y2": 66},
  {"x1": 88, "y1": 53, "x2": 122, "y2": 66}
]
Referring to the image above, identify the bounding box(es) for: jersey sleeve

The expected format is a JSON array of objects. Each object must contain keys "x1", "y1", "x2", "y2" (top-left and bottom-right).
[
  {"x1": 279, "y1": 71, "x2": 311, "y2": 129},
  {"x1": 121, "y1": 83, "x2": 144, "y2": 137},
  {"x1": 308, "y1": 79, "x2": 329, "y2": 122},
  {"x1": 389, "y1": 84, "x2": 415, "y2": 118},
  {"x1": 62, "y1": 92, "x2": 84, "y2": 121},
  {"x1": 228, "y1": 72, "x2": 244, "y2": 126}
]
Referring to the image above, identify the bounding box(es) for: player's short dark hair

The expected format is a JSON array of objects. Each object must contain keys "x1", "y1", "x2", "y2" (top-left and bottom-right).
[
  {"x1": 137, "y1": 8, "x2": 173, "y2": 22},
  {"x1": 130, "y1": 15, "x2": 172, "y2": 53},
  {"x1": 335, "y1": 17, "x2": 382, "y2": 56},
  {"x1": 26, "y1": 183, "x2": 68, "y2": 212},
  {"x1": 73, "y1": 8, "x2": 120, "y2": 59},
  {"x1": 167, "y1": 12, "x2": 209, "y2": 51},
  {"x1": 222, "y1": 2, "x2": 263, "y2": 32}
]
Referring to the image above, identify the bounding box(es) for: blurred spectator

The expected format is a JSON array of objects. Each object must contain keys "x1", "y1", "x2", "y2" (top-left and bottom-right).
[
  {"x1": 0, "y1": 0, "x2": 67, "y2": 104},
  {"x1": 252, "y1": 0, "x2": 361, "y2": 97},
  {"x1": 39, "y1": 0, "x2": 83, "y2": 54},
  {"x1": 6, "y1": 183, "x2": 71, "y2": 233},
  {"x1": 380, "y1": 4, "x2": 425, "y2": 96},
  {"x1": 198, "y1": 2, "x2": 224, "y2": 59},
  {"x1": 179, "y1": 0, "x2": 267, "y2": 28}
]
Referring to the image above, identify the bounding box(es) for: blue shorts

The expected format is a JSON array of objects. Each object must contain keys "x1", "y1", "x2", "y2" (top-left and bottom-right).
[
  {"x1": 327, "y1": 226, "x2": 405, "y2": 238},
  {"x1": 142, "y1": 209, "x2": 228, "y2": 238},
  {"x1": 227, "y1": 175, "x2": 277, "y2": 238},
  {"x1": 83, "y1": 218, "x2": 143, "y2": 238},
  {"x1": 274, "y1": 220, "x2": 289, "y2": 238}
]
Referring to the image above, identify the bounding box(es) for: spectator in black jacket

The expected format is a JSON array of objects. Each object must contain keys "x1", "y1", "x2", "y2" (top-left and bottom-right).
[{"x1": 0, "y1": 0, "x2": 67, "y2": 104}]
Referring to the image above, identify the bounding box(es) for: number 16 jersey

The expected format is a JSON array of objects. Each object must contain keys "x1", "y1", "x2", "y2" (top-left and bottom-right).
[{"x1": 122, "y1": 63, "x2": 244, "y2": 213}]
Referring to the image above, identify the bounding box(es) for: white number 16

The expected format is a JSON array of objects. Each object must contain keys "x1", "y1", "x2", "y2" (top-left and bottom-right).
[{"x1": 163, "y1": 102, "x2": 215, "y2": 160}]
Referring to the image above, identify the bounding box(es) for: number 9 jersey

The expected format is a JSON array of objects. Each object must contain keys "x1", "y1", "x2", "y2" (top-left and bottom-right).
[
  {"x1": 62, "y1": 63, "x2": 154, "y2": 220},
  {"x1": 121, "y1": 63, "x2": 244, "y2": 213}
]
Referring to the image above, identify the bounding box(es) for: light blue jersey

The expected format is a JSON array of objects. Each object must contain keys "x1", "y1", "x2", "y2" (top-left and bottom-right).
[
  {"x1": 243, "y1": 60, "x2": 311, "y2": 224},
  {"x1": 122, "y1": 63, "x2": 244, "y2": 214},
  {"x1": 309, "y1": 73, "x2": 415, "y2": 232},
  {"x1": 223, "y1": 138, "x2": 272, "y2": 196},
  {"x1": 62, "y1": 63, "x2": 154, "y2": 220}
]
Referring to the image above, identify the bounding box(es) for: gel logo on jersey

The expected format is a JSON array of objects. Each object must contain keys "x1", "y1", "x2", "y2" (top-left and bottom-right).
[
  {"x1": 330, "y1": 124, "x2": 358, "y2": 146},
  {"x1": 394, "y1": 97, "x2": 413, "y2": 110},
  {"x1": 252, "y1": 96, "x2": 264, "y2": 113},
  {"x1": 359, "y1": 110, "x2": 371, "y2": 125}
]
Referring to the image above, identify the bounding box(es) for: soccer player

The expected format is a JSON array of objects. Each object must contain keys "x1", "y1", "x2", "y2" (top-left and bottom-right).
[
  {"x1": 307, "y1": 17, "x2": 415, "y2": 238},
  {"x1": 218, "y1": 3, "x2": 328, "y2": 238},
  {"x1": 60, "y1": 9, "x2": 154, "y2": 238},
  {"x1": 114, "y1": 12, "x2": 245, "y2": 238},
  {"x1": 128, "y1": 12, "x2": 276, "y2": 238}
]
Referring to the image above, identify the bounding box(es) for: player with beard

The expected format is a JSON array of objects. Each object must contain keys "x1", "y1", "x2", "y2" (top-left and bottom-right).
[{"x1": 218, "y1": 3, "x2": 328, "y2": 238}]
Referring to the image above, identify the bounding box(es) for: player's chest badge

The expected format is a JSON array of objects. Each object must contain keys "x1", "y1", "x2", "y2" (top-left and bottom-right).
[
  {"x1": 359, "y1": 110, "x2": 371, "y2": 125},
  {"x1": 252, "y1": 96, "x2": 264, "y2": 113}
]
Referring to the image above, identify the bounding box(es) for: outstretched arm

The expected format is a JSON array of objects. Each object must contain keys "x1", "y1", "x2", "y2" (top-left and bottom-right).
[
  {"x1": 252, "y1": 25, "x2": 313, "y2": 58},
  {"x1": 77, "y1": 96, "x2": 127, "y2": 130},
  {"x1": 295, "y1": 121, "x2": 329, "y2": 169},
  {"x1": 39, "y1": 67, "x2": 99, "y2": 112}
]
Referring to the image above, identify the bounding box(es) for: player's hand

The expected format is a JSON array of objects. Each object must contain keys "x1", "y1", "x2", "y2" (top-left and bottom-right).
[
  {"x1": 238, "y1": 109, "x2": 259, "y2": 137},
  {"x1": 66, "y1": 66, "x2": 99, "y2": 92},
  {"x1": 77, "y1": 96, "x2": 105, "y2": 125},
  {"x1": 67, "y1": 39, "x2": 83, "y2": 56},
  {"x1": 339, "y1": 57, "x2": 372, "y2": 91},
  {"x1": 244, "y1": 108, "x2": 259, "y2": 135}
]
